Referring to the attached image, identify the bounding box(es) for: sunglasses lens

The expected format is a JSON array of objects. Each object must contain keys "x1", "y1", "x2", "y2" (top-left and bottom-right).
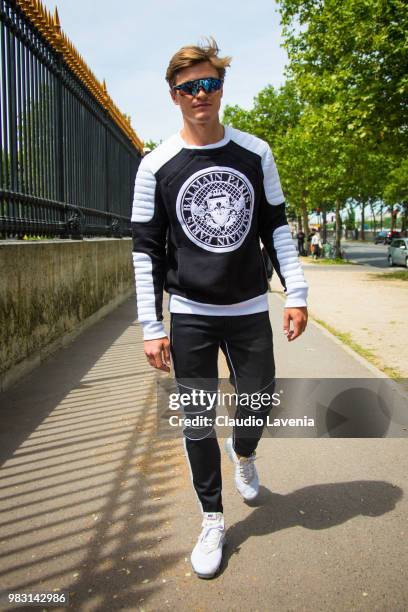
[
  {"x1": 201, "y1": 78, "x2": 222, "y2": 93},
  {"x1": 182, "y1": 82, "x2": 195, "y2": 95},
  {"x1": 176, "y1": 78, "x2": 222, "y2": 96}
]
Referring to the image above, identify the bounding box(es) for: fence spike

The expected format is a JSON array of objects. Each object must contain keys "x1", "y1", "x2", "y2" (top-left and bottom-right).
[{"x1": 53, "y1": 7, "x2": 61, "y2": 30}]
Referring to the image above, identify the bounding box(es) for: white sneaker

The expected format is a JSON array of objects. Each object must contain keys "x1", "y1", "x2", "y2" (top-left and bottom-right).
[
  {"x1": 191, "y1": 512, "x2": 226, "y2": 579},
  {"x1": 224, "y1": 437, "x2": 259, "y2": 501}
]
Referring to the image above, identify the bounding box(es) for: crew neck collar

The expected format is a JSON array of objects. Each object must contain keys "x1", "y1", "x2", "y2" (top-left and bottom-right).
[{"x1": 177, "y1": 125, "x2": 231, "y2": 150}]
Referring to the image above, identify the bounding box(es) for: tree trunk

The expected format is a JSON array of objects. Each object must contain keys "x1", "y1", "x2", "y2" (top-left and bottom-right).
[
  {"x1": 297, "y1": 214, "x2": 302, "y2": 231},
  {"x1": 335, "y1": 199, "x2": 342, "y2": 257},
  {"x1": 402, "y1": 202, "x2": 408, "y2": 237},
  {"x1": 370, "y1": 202, "x2": 376, "y2": 233},
  {"x1": 300, "y1": 189, "x2": 309, "y2": 239},
  {"x1": 380, "y1": 204, "x2": 383, "y2": 230},
  {"x1": 361, "y1": 203, "x2": 365, "y2": 241},
  {"x1": 390, "y1": 205, "x2": 395, "y2": 231},
  {"x1": 322, "y1": 208, "x2": 327, "y2": 244}
]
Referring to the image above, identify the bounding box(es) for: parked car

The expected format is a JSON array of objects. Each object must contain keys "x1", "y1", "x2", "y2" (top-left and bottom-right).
[
  {"x1": 375, "y1": 230, "x2": 401, "y2": 244},
  {"x1": 386, "y1": 230, "x2": 401, "y2": 244},
  {"x1": 374, "y1": 231, "x2": 388, "y2": 244},
  {"x1": 387, "y1": 238, "x2": 408, "y2": 268}
]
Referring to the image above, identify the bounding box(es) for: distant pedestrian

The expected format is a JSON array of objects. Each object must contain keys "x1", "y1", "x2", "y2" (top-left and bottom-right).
[
  {"x1": 297, "y1": 229, "x2": 306, "y2": 256},
  {"x1": 307, "y1": 228, "x2": 316, "y2": 256},
  {"x1": 311, "y1": 231, "x2": 322, "y2": 259}
]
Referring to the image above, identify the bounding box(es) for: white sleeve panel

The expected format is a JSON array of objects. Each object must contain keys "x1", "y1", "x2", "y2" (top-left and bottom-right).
[
  {"x1": 229, "y1": 127, "x2": 284, "y2": 205},
  {"x1": 262, "y1": 145, "x2": 285, "y2": 205},
  {"x1": 132, "y1": 251, "x2": 160, "y2": 327},
  {"x1": 131, "y1": 157, "x2": 156, "y2": 223},
  {"x1": 131, "y1": 135, "x2": 183, "y2": 223},
  {"x1": 272, "y1": 225, "x2": 309, "y2": 307}
]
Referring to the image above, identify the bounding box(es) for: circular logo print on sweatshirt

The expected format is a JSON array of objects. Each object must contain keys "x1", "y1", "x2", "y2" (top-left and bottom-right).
[{"x1": 176, "y1": 166, "x2": 255, "y2": 252}]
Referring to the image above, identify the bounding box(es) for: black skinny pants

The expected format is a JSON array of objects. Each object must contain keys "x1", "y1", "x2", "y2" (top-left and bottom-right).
[{"x1": 170, "y1": 311, "x2": 276, "y2": 513}]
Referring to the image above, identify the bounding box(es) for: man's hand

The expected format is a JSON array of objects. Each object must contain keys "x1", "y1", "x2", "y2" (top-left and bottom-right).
[
  {"x1": 144, "y1": 336, "x2": 171, "y2": 372},
  {"x1": 283, "y1": 307, "x2": 308, "y2": 342}
]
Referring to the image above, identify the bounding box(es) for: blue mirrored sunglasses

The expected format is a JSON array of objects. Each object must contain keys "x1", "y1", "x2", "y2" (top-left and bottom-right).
[{"x1": 173, "y1": 77, "x2": 223, "y2": 96}]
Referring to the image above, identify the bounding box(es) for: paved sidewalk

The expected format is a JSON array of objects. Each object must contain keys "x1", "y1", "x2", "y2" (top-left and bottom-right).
[{"x1": 1, "y1": 294, "x2": 407, "y2": 611}]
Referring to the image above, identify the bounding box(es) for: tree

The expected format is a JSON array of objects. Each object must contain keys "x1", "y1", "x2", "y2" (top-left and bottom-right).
[
  {"x1": 383, "y1": 157, "x2": 408, "y2": 234},
  {"x1": 223, "y1": 81, "x2": 314, "y2": 232},
  {"x1": 279, "y1": 0, "x2": 408, "y2": 151}
]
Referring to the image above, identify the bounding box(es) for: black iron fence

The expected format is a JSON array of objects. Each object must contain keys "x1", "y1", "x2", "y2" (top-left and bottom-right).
[{"x1": 0, "y1": 0, "x2": 143, "y2": 239}]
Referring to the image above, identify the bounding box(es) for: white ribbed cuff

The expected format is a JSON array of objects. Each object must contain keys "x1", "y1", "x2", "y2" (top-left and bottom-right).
[
  {"x1": 284, "y1": 286, "x2": 308, "y2": 308},
  {"x1": 141, "y1": 320, "x2": 168, "y2": 340}
]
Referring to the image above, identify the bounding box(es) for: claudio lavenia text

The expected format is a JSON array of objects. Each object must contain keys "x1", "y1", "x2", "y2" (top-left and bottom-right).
[{"x1": 168, "y1": 415, "x2": 315, "y2": 428}]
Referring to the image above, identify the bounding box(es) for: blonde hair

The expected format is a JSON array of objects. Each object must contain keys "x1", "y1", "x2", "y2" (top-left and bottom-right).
[{"x1": 165, "y1": 37, "x2": 232, "y2": 87}]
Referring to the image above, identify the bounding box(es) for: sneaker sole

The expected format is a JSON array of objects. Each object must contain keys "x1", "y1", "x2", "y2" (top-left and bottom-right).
[{"x1": 193, "y1": 538, "x2": 226, "y2": 579}]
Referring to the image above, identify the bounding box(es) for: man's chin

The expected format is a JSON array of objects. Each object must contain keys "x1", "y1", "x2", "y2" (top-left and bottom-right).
[
  {"x1": 193, "y1": 110, "x2": 213, "y2": 118},
  {"x1": 193, "y1": 111, "x2": 219, "y2": 124}
]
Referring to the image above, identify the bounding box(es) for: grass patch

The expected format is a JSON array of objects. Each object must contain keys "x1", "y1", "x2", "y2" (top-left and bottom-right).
[
  {"x1": 371, "y1": 270, "x2": 408, "y2": 282},
  {"x1": 312, "y1": 317, "x2": 404, "y2": 381},
  {"x1": 301, "y1": 257, "x2": 353, "y2": 265}
]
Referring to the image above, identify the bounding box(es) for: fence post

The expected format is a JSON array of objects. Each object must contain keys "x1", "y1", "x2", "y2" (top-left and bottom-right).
[
  {"x1": 53, "y1": 11, "x2": 67, "y2": 238},
  {"x1": 55, "y1": 52, "x2": 66, "y2": 235}
]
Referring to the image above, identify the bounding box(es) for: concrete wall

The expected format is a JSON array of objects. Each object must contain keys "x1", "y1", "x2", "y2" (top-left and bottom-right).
[{"x1": 0, "y1": 238, "x2": 135, "y2": 391}]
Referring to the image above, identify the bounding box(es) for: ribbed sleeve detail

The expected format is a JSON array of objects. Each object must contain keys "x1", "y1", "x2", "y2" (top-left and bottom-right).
[
  {"x1": 131, "y1": 157, "x2": 156, "y2": 223},
  {"x1": 272, "y1": 225, "x2": 308, "y2": 307},
  {"x1": 262, "y1": 146, "x2": 285, "y2": 205},
  {"x1": 131, "y1": 148, "x2": 172, "y2": 335},
  {"x1": 141, "y1": 320, "x2": 168, "y2": 340},
  {"x1": 132, "y1": 252, "x2": 159, "y2": 322}
]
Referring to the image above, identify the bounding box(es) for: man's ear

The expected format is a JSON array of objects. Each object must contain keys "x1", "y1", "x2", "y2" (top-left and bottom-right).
[{"x1": 170, "y1": 89, "x2": 179, "y2": 106}]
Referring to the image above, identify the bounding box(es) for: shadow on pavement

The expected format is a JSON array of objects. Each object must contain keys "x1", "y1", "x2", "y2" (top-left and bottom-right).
[
  {"x1": 219, "y1": 480, "x2": 402, "y2": 576},
  {"x1": 0, "y1": 298, "x2": 187, "y2": 610}
]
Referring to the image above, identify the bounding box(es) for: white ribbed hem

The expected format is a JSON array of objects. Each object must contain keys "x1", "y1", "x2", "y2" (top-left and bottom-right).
[
  {"x1": 168, "y1": 292, "x2": 269, "y2": 316},
  {"x1": 141, "y1": 320, "x2": 168, "y2": 340}
]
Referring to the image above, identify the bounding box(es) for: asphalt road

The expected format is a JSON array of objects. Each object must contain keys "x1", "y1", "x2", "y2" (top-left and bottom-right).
[
  {"x1": 342, "y1": 241, "x2": 389, "y2": 269},
  {"x1": 293, "y1": 239, "x2": 390, "y2": 269}
]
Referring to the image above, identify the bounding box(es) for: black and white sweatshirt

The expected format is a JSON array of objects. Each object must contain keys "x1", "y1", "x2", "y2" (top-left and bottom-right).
[{"x1": 131, "y1": 125, "x2": 308, "y2": 340}]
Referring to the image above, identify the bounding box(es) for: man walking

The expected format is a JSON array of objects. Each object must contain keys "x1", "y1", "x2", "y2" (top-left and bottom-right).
[{"x1": 131, "y1": 39, "x2": 308, "y2": 578}]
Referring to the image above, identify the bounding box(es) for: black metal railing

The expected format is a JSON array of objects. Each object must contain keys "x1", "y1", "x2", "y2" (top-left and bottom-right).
[{"x1": 0, "y1": 0, "x2": 142, "y2": 239}]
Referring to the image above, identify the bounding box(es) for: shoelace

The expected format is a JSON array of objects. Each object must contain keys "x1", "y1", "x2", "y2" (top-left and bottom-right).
[
  {"x1": 199, "y1": 522, "x2": 224, "y2": 553},
  {"x1": 238, "y1": 454, "x2": 256, "y2": 484}
]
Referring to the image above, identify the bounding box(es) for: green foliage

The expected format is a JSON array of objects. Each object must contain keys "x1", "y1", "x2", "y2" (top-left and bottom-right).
[
  {"x1": 223, "y1": 80, "x2": 302, "y2": 145},
  {"x1": 279, "y1": 0, "x2": 408, "y2": 150},
  {"x1": 345, "y1": 205, "x2": 356, "y2": 230},
  {"x1": 223, "y1": 0, "x2": 407, "y2": 245},
  {"x1": 143, "y1": 139, "x2": 158, "y2": 151},
  {"x1": 383, "y1": 157, "x2": 408, "y2": 204}
]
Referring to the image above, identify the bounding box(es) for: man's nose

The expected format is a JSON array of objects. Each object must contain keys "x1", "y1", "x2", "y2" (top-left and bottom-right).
[{"x1": 195, "y1": 87, "x2": 208, "y2": 98}]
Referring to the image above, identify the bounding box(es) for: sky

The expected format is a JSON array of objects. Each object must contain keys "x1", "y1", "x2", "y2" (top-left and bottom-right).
[{"x1": 42, "y1": 0, "x2": 289, "y2": 143}]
